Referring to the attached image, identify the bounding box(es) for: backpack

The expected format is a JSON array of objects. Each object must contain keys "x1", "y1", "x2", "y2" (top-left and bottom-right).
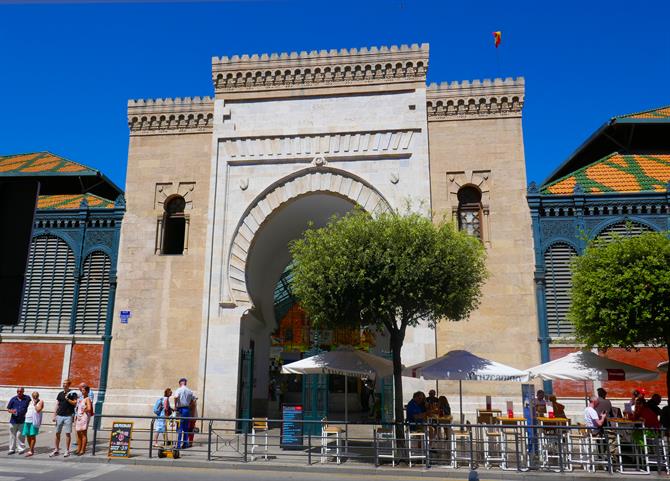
[{"x1": 153, "y1": 397, "x2": 163, "y2": 416}]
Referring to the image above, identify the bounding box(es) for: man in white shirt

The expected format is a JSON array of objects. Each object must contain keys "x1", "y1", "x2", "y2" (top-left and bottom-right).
[
  {"x1": 585, "y1": 396, "x2": 607, "y2": 430},
  {"x1": 173, "y1": 378, "x2": 195, "y2": 449}
]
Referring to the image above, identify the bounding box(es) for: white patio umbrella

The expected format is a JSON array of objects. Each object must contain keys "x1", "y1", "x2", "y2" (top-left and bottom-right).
[
  {"x1": 403, "y1": 350, "x2": 530, "y2": 424},
  {"x1": 281, "y1": 348, "x2": 394, "y2": 428},
  {"x1": 658, "y1": 361, "x2": 668, "y2": 373},
  {"x1": 526, "y1": 350, "x2": 659, "y2": 404}
]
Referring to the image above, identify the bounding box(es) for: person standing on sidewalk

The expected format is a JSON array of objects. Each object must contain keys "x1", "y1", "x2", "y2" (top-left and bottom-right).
[
  {"x1": 6, "y1": 386, "x2": 30, "y2": 455},
  {"x1": 74, "y1": 384, "x2": 93, "y2": 456},
  {"x1": 173, "y1": 378, "x2": 195, "y2": 449},
  {"x1": 50, "y1": 379, "x2": 78, "y2": 458},
  {"x1": 23, "y1": 391, "x2": 44, "y2": 457}
]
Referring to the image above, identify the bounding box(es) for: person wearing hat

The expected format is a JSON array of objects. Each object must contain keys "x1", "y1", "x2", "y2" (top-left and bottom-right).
[{"x1": 173, "y1": 378, "x2": 195, "y2": 449}]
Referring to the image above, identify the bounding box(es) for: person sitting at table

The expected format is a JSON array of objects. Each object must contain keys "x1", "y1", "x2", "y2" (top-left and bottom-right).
[
  {"x1": 535, "y1": 390, "x2": 547, "y2": 417},
  {"x1": 406, "y1": 391, "x2": 427, "y2": 430},
  {"x1": 585, "y1": 396, "x2": 607, "y2": 431},
  {"x1": 548, "y1": 394, "x2": 566, "y2": 419},
  {"x1": 437, "y1": 396, "x2": 451, "y2": 417},
  {"x1": 426, "y1": 389, "x2": 438, "y2": 406},
  {"x1": 632, "y1": 397, "x2": 660, "y2": 428},
  {"x1": 647, "y1": 393, "x2": 662, "y2": 419}
]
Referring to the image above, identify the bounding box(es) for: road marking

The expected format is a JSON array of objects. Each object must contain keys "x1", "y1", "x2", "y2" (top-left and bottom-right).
[
  {"x1": 63, "y1": 465, "x2": 122, "y2": 481},
  {"x1": 0, "y1": 466, "x2": 52, "y2": 474}
]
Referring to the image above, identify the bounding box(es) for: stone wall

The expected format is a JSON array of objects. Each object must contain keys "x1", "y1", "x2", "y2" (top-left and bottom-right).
[
  {"x1": 428, "y1": 78, "x2": 541, "y2": 398},
  {"x1": 106, "y1": 99, "x2": 212, "y2": 416}
]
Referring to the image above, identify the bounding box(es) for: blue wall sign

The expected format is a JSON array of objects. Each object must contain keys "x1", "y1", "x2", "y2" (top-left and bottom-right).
[{"x1": 120, "y1": 310, "x2": 131, "y2": 324}]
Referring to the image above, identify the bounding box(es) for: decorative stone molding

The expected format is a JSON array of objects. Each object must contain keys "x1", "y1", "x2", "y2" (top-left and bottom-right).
[
  {"x1": 128, "y1": 97, "x2": 214, "y2": 135},
  {"x1": 212, "y1": 44, "x2": 429, "y2": 98},
  {"x1": 221, "y1": 129, "x2": 417, "y2": 164},
  {"x1": 227, "y1": 168, "x2": 391, "y2": 303},
  {"x1": 447, "y1": 170, "x2": 492, "y2": 245},
  {"x1": 154, "y1": 182, "x2": 196, "y2": 210},
  {"x1": 426, "y1": 77, "x2": 524, "y2": 121}
]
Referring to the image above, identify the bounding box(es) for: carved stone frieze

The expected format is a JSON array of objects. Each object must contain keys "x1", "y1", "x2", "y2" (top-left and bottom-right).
[
  {"x1": 212, "y1": 44, "x2": 429, "y2": 96},
  {"x1": 426, "y1": 77, "x2": 524, "y2": 121},
  {"x1": 220, "y1": 130, "x2": 417, "y2": 164},
  {"x1": 154, "y1": 182, "x2": 196, "y2": 210},
  {"x1": 128, "y1": 97, "x2": 214, "y2": 136}
]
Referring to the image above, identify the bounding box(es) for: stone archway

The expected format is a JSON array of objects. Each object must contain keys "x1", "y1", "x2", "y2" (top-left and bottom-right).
[{"x1": 227, "y1": 166, "x2": 390, "y2": 305}]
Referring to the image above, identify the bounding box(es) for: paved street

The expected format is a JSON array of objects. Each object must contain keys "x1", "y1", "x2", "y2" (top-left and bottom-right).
[{"x1": 0, "y1": 459, "x2": 493, "y2": 481}]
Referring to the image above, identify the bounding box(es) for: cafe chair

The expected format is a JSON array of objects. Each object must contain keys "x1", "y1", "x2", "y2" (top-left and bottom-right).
[
  {"x1": 482, "y1": 420, "x2": 505, "y2": 469},
  {"x1": 405, "y1": 426, "x2": 428, "y2": 467},
  {"x1": 374, "y1": 426, "x2": 397, "y2": 466},
  {"x1": 320, "y1": 418, "x2": 342, "y2": 464},
  {"x1": 567, "y1": 425, "x2": 591, "y2": 471},
  {"x1": 251, "y1": 417, "x2": 269, "y2": 461},
  {"x1": 451, "y1": 422, "x2": 475, "y2": 469}
]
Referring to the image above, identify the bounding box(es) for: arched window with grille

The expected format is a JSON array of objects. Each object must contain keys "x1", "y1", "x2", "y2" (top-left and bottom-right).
[
  {"x1": 75, "y1": 251, "x2": 111, "y2": 335},
  {"x1": 2, "y1": 235, "x2": 76, "y2": 334},
  {"x1": 595, "y1": 220, "x2": 652, "y2": 241},
  {"x1": 457, "y1": 185, "x2": 483, "y2": 240},
  {"x1": 161, "y1": 195, "x2": 187, "y2": 255},
  {"x1": 544, "y1": 242, "x2": 578, "y2": 338}
]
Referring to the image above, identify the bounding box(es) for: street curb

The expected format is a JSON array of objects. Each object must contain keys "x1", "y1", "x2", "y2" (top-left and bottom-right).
[{"x1": 58, "y1": 455, "x2": 646, "y2": 480}]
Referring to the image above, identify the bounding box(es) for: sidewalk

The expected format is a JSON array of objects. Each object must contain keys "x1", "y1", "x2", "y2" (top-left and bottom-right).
[{"x1": 2, "y1": 424, "x2": 667, "y2": 480}]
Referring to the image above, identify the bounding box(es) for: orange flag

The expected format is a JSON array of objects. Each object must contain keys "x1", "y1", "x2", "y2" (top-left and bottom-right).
[{"x1": 492, "y1": 31, "x2": 502, "y2": 48}]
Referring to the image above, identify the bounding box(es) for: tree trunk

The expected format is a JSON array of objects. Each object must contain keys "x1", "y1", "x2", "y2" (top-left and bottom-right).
[{"x1": 390, "y1": 331, "x2": 405, "y2": 443}]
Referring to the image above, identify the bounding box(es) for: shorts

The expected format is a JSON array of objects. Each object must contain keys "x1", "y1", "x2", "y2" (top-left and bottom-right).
[
  {"x1": 22, "y1": 422, "x2": 39, "y2": 437},
  {"x1": 55, "y1": 415, "x2": 73, "y2": 434}
]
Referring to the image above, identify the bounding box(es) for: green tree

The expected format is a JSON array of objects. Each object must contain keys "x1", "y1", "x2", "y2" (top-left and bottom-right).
[
  {"x1": 289, "y1": 208, "x2": 487, "y2": 431},
  {"x1": 569, "y1": 231, "x2": 670, "y2": 394}
]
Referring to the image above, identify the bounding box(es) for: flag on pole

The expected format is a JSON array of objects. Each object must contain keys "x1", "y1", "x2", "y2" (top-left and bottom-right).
[{"x1": 492, "y1": 31, "x2": 502, "y2": 48}]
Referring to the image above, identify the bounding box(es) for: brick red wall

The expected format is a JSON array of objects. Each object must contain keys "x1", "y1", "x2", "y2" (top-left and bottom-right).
[
  {"x1": 0, "y1": 343, "x2": 64, "y2": 387},
  {"x1": 600, "y1": 348, "x2": 667, "y2": 398},
  {"x1": 550, "y1": 346, "x2": 668, "y2": 399},
  {"x1": 69, "y1": 344, "x2": 103, "y2": 388}
]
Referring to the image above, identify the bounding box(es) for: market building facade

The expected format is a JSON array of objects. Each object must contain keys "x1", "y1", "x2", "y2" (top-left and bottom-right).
[
  {"x1": 528, "y1": 105, "x2": 670, "y2": 399},
  {"x1": 0, "y1": 152, "x2": 124, "y2": 412},
  {"x1": 104, "y1": 42, "x2": 538, "y2": 421}
]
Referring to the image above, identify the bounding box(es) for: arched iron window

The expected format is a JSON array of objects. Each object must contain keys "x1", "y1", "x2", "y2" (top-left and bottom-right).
[
  {"x1": 75, "y1": 251, "x2": 111, "y2": 334},
  {"x1": 161, "y1": 195, "x2": 186, "y2": 255},
  {"x1": 457, "y1": 185, "x2": 483, "y2": 240},
  {"x1": 1, "y1": 235, "x2": 76, "y2": 333}
]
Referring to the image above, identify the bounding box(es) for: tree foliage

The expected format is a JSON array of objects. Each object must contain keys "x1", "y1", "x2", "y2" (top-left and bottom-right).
[
  {"x1": 569, "y1": 231, "x2": 670, "y2": 393},
  {"x1": 289, "y1": 208, "x2": 488, "y2": 427}
]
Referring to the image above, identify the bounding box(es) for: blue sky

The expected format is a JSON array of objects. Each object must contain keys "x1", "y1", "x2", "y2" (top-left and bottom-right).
[{"x1": 1, "y1": 0, "x2": 668, "y2": 189}]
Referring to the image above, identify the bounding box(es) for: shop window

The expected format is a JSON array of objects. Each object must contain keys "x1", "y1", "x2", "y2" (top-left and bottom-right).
[{"x1": 457, "y1": 185, "x2": 483, "y2": 240}]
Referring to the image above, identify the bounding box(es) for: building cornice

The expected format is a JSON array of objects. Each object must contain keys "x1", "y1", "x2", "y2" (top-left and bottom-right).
[
  {"x1": 211, "y1": 44, "x2": 429, "y2": 99},
  {"x1": 127, "y1": 96, "x2": 214, "y2": 136},
  {"x1": 426, "y1": 77, "x2": 524, "y2": 121}
]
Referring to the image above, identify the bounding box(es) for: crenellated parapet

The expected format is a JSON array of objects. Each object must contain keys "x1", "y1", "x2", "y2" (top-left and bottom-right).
[
  {"x1": 127, "y1": 96, "x2": 214, "y2": 136},
  {"x1": 426, "y1": 77, "x2": 524, "y2": 121},
  {"x1": 212, "y1": 44, "x2": 429, "y2": 99}
]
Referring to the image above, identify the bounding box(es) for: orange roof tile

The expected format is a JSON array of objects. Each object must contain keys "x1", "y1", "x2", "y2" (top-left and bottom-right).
[
  {"x1": 37, "y1": 194, "x2": 115, "y2": 210},
  {"x1": 542, "y1": 153, "x2": 670, "y2": 195},
  {"x1": 0, "y1": 152, "x2": 92, "y2": 175},
  {"x1": 615, "y1": 105, "x2": 670, "y2": 120}
]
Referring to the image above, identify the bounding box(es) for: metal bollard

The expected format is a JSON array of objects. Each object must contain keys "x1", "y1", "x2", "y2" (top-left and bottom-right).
[
  {"x1": 92, "y1": 419, "x2": 97, "y2": 456},
  {"x1": 207, "y1": 420, "x2": 213, "y2": 461},
  {"x1": 307, "y1": 432, "x2": 312, "y2": 465},
  {"x1": 243, "y1": 429, "x2": 248, "y2": 463},
  {"x1": 149, "y1": 418, "x2": 154, "y2": 459}
]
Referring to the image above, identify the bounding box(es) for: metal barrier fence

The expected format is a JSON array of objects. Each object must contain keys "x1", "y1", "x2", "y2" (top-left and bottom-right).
[{"x1": 83, "y1": 415, "x2": 670, "y2": 474}]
